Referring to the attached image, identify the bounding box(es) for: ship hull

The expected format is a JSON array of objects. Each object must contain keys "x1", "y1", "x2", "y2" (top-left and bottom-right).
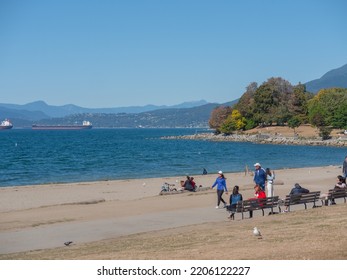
[
  {"x1": 32, "y1": 125, "x2": 92, "y2": 130},
  {"x1": 0, "y1": 125, "x2": 13, "y2": 130}
]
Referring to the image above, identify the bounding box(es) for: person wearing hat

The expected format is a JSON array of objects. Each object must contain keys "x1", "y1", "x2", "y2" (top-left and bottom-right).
[
  {"x1": 211, "y1": 171, "x2": 228, "y2": 208},
  {"x1": 253, "y1": 163, "x2": 266, "y2": 191}
]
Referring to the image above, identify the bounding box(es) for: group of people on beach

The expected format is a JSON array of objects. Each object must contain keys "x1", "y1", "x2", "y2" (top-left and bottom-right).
[
  {"x1": 210, "y1": 156, "x2": 347, "y2": 219},
  {"x1": 210, "y1": 162, "x2": 274, "y2": 208},
  {"x1": 180, "y1": 176, "x2": 198, "y2": 192}
]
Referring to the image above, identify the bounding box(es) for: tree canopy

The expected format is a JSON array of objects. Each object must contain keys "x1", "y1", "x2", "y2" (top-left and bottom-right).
[
  {"x1": 209, "y1": 77, "x2": 346, "y2": 133},
  {"x1": 308, "y1": 88, "x2": 347, "y2": 129}
]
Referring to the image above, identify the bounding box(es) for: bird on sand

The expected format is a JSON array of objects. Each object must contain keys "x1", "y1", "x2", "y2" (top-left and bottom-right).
[
  {"x1": 64, "y1": 241, "x2": 73, "y2": 246},
  {"x1": 253, "y1": 227, "x2": 262, "y2": 239}
]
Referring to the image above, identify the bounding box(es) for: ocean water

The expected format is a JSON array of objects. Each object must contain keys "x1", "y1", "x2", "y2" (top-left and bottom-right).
[{"x1": 0, "y1": 128, "x2": 345, "y2": 187}]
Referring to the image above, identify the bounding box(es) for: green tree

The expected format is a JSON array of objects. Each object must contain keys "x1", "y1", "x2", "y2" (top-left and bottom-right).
[
  {"x1": 241, "y1": 77, "x2": 296, "y2": 126},
  {"x1": 308, "y1": 88, "x2": 347, "y2": 128},
  {"x1": 318, "y1": 126, "x2": 332, "y2": 140},
  {"x1": 290, "y1": 83, "x2": 314, "y2": 123},
  {"x1": 288, "y1": 116, "x2": 302, "y2": 136}
]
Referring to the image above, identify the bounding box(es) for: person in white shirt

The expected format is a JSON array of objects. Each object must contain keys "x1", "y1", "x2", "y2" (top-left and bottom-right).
[{"x1": 265, "y1": 168, "x2": 275, "y2": 197}]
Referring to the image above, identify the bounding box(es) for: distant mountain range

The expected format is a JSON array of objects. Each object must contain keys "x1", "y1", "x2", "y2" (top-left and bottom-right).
[
  {"x1": 0, "y1": 99, "x2": 209, "y2": 119},
  {"x1": 305, "y1": 63, "x2": 347, "y2": 93},
  {"x1": 1, "y1": 63, "x2": 346, "y2": 128},
  {"x1": 0, "y1": 99, "x2": 237, "y2": 128}
]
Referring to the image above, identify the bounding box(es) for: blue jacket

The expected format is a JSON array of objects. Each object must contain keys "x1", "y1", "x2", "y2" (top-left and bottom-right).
[
  {"x1": 290, "y1": 185, "x2": 309, "y2": 195},
  {"x1": 212, "y1": 177, "x2": 227, "y2": 192},
  {"x1": 229, "y1": 193, "x2": 243, "y2": 205},
  {"x1": 254, "y1": 168, "x2": 266, "y2": 185}
]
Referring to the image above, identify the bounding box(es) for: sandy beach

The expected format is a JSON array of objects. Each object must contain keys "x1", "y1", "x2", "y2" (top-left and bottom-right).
[{"x1": 0, "y1": 165, "x2": 346, "y2": 259}]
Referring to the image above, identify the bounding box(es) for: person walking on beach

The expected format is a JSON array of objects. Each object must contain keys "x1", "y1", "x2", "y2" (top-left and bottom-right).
[
  {"x1": 343, "y1": 156, "x2": 347, "y2": 178},
  {"x1": 211, "y1": 171, "x2": 228, "y2": 208},
  {"x1": 265, "y1": 168, "x2": 275, "y2": 197},
  {"x1": 253, "y1": 163, "x2": 266, "y2": 191}
]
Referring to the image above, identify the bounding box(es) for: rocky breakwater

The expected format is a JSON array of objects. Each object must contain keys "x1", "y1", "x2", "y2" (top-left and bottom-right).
[{"x1": 162, "y1": 133, "x2": 347, "y2": 147}]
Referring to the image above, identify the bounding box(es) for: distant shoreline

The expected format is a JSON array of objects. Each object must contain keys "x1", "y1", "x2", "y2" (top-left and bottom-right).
[{"x1": 162, "y1": 132, "x2": 347, "y2": 147}]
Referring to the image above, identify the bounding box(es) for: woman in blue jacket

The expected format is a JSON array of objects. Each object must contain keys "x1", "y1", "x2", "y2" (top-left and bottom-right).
[
  {"x1": 211, "y1": 171, "x2": 228, "y2": 208},
  {"x1": 227, "y1": 185, "x2": 243, "y2": 220}
]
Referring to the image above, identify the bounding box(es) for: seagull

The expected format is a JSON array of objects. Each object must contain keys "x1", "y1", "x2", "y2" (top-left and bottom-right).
[
  {"x1": 253, "y1": 227, "x2": 262, "y2": 239},
  {"x1": 64, "y1": 241, "x2": 73, "y2": 246}
]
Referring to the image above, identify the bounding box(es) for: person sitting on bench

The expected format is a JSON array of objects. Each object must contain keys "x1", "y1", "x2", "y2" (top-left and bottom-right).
[
  {"x1": 227, "y1": 185, "x2": 243, "y2": 220},
  {"x1": 248, "y1": 184, "x2": 266, "y2": 218},
  {"x1": 283, "y1": 183, "x2": 309, "y2": 211}
]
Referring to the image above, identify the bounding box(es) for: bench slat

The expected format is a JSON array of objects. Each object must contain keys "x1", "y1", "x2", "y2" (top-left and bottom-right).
[
  {"x1": 229, "y1": 196, "x2": 279, "y2": 219},
  {"x1": 325, "y1": 188, "x2": 347, "y2": 204},
  {"x1": 284, "y1": 191, "x2": 321, "y2": 211}
]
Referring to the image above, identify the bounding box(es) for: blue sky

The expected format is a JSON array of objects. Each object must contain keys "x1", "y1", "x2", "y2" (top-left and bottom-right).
[{"x1": 0, "y1": 0, "x2": 346, "y2": 108}]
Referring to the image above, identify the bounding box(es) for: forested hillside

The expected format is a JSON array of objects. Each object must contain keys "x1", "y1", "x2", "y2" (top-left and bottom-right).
[{"x1": 209, "y1": 77, "x2": 347, "y2": 139}]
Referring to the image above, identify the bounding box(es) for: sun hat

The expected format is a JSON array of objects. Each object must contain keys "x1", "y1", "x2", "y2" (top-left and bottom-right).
[
  {"x1": 254, "y1": 163, "x2": 261, "y2": 167},
  {"x1": 218, "y1": 170, "x2": 223, "y2": 174}
]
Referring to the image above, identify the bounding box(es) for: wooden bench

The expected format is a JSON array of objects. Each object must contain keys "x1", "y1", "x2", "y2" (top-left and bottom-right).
[
  {"x1": 281, "y1": 191, "x2": 321, "y2": 212},
  {"x1": 325, "y1": 188, "x2": 347, "y2": 205},
  {"x1": 228, "y1": 196, "x2": 279, "y2": 219}
]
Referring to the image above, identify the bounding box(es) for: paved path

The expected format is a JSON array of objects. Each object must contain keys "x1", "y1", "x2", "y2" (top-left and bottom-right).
[{"x1": 0, "y1": 207, "x2": 229, "y2": 254}]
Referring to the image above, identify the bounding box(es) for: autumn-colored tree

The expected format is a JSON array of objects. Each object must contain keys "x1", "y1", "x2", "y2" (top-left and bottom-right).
[
  {"x1": 219, "y1": 109, "x2": 246, "y2": 134},
  {"x1": 234, "y1": 82, "x2": 257, "y2": 117},
  {"x1": 208, "y1": 106, "x2": 232, "y2": 133}
]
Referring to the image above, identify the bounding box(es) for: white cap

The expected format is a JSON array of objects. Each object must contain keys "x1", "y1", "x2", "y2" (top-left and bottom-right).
[
  {"x1": 254, "y1": 163, "x2": 261, "y2": 167},
  {"x1": 218, "y1": 170, "x2": 223, "y2": 174}
]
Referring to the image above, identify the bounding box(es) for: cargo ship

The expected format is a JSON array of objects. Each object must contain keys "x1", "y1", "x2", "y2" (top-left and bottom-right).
[
  {"x1": 32, "y1": 121, "x2": 92, "y2": 130},
  {"x1": 0, "y1": 119, "x2": 13, "y2": 130}
]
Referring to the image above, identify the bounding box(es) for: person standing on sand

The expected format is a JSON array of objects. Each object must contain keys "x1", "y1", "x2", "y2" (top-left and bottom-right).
[
  {"x1": 265, "y1": 168, "x2": 275, "y2": 197},
  {"x1": 211, "y1": 171, "x2": 228, "y2": 209},
  {"x1": 253, "y1": 163, "x2": 266, "y2": 191},
  {"x1": 343, "y1": 156, "x2": 347, "y2": 178}
]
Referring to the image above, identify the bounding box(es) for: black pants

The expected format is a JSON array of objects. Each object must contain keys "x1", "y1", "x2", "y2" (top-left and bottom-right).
[{"x1": 217, "y1": 190, "x2": 226, "y2": 206}]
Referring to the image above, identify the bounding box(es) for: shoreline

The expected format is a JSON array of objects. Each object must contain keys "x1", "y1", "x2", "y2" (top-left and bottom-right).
[
  {"x1": 0, "y1": 165, "x2": 342, "y2": 213},
  {"x1": 0, "y1": 163, "x2": 341, "y2": 191},
  {"x1": 0, "y1": 164, "x2": 345, "y2": 258},
  {"x1": 162, "y1": 132, "x2": 347, "y2": 147}
]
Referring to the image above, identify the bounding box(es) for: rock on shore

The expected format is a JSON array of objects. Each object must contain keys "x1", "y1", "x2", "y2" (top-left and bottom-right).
[{"x1": 162, "y1": 132, "x2": 347, "y2": 147}]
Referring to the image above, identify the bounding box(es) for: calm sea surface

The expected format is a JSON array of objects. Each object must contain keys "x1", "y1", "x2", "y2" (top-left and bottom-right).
[{"x1": 0, "y1": 128, "x2": 345, "y2": 187}]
